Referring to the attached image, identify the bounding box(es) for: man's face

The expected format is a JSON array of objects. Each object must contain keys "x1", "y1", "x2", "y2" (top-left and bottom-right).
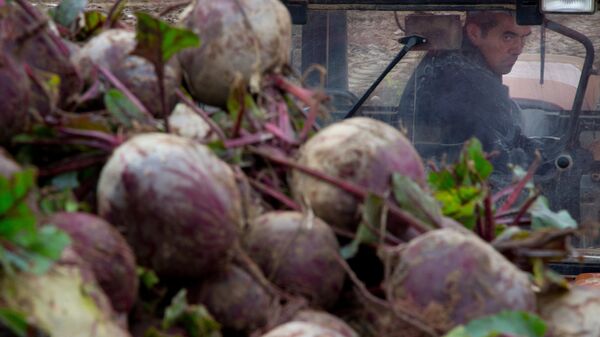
[{"x1": 468, "y1": 14, "x2": 532, "y2": 75}]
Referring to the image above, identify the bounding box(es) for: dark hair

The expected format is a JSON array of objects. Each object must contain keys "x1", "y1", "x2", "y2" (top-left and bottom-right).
[{"x1": 465, "y1": 11, "x2": 513, "y2": 37}]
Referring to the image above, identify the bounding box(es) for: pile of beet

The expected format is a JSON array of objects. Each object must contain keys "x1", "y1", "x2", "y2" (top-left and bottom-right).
[{"x1": 0, "y1": 0, "x2": 591, "y2": 337}]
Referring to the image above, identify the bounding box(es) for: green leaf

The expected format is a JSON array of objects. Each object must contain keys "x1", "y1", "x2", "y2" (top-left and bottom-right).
[
  {"x1": 11, "y1": 168, "x2": 36, "y2": 203},
  {"x1": 465, "y1": 139, "x2": 493, "y2": 180},
  {"x1": 104, "y1": 89, "x2": 147, "y2": 127},
  {"x1": 163, "y1": 289, "x2": 222, "y2": 337},
  {"x1": 444, "y1": 310, "x2": 547, "y2": 337},
  {"x1": 530, "y1": 197, "x2": 577, "y2": 230},
  {"x1": 340, "y1": 194, "x2": 382, "y2": 259},
  {"x1": 30, "y1": 226, "x2": 71, "y2": 260},
  {"x1": 137, "y1": 266, "x2": 160, "y2": 289},
  {"x1": 107, "y1": 0, "x2": 127, "y2": 27},
  {"x1": 392, "y1": 173, "x2": 442, "y2": 227},
  {"x1": 428, "y1": 170, "x2": 456, "y2": 191},
  {"x1": 54, "y1": 0, "x2": 88, "y2": 27},
  {"x1": 133, "y1": 12, "x2": 200, "y2": 67},
  {"x1": 0, "y1": 308, "x2": 29, "y2": 337}
]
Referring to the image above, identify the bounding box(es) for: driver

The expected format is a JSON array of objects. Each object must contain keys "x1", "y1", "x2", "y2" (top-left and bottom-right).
[{"x1": 399, "y1": 10, "x2": 537, "y2": 179}]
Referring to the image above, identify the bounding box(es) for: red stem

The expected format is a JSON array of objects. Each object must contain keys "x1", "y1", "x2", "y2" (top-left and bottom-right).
[
  {"x1": 176, "y1": 89, "x2": 227, "y2": 142},
  {"x1": 39, "y1": 154, "x2": 109, "y2": 177},
  {"x1": 497, "y1": 151, "x2": 541, "y2": 213},
  {"x1": 484, "y1": 193, "x2": 495, "y2": 241},
  {"x1": 224, "y1": 133, "x2": 273, "y2": 149},
  {"x1": 251, "y1": 146, "x2": 434, "y2": 234},
  {"x1": 96, "y1": 65, "x2": 153, "y2": 118},
  {"x1": 264, "y1": 123, "x2": 298, "y2": 145},
  {"x1": 57, "y1": 127, "x2": 120, "y2": 147},
  {"x1": 247, "y1": 178, "x2": 301, "y2": 211},
  {"x1": 509, "y1": 192, "x2": 540, "y2": 227}
]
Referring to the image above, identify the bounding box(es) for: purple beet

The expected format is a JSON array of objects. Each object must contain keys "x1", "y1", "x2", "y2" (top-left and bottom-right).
[
  {"x1": 97, "y1": 133, "x2": 243, "y2": 278},
  {"x1": 291, "y1": 310, "x2": 358, "y2": 337},
  {"x1": 0, "y1": 52, "x2": 30, "y2": 145},
  {"x1": 290, "y1": 117, "x2": 426, "y2": 233},
  {"x1": 243, "y1": 211, "x2": 345, "y2": 308},
  {"x1": 188, "y1": 264, "x2": 274, "y2": 335},
  {"x1": 46, "y1": 212, "x2": 138, "y2": 313},
  {"x1": 387, "y1": 228, "x2": 536, "y2": 331},
  {"x1": 73, "y1": 29, "x2": 181, "y2": 118},
  {"x1": 260, "y1": 322, "x2": 347, "y2": 337}
]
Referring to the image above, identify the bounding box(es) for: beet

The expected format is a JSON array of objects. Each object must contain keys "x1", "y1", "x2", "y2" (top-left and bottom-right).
[
  {"x1": 538, "y1": 286, "x2": 600, "y2": 337},
  {"x1": 46, "y1": 212, "x2": 138, "y2": 313},
  {"x1": 243, "y1": 211, "x2": 345, "y2": 308},
  {"x1": 178, "y1": 0, "x2": 291, "y2": 107},
  {"x1": 73, "y1": 29, "x2": 181, "y2": 117},
  {"x1": 188, "y1": 264, "x2": 273, "y2": 335},
  {"x1": 1, "y1": 2, "x2": 82, "y2": 111},
  {"x1": 97, "y1": 133, "x2": 242, "y2": 278},
  {"x1": 0, "y1": 247, "x2": 131, "y2": 337},
  {"x1": 387, "y1": 228, "x2": 536, "y2": 331},
  {"x1": 290, "y1": 117, "x2": 426, "y2": 232},
  {"x1": 291, "y1": 310, "x2": 358, "y2": 337},
  {"x1": 260, "y1": 322, "x2": 347, "y2": 337},
  {"x1": 0, "y1": 53, "x2": 30, "y2": 145}
]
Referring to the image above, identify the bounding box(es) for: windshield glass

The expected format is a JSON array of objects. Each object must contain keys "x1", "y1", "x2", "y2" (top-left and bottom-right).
[{"x1": 292, "y1": 9, "x2": 600, "y2": 247}]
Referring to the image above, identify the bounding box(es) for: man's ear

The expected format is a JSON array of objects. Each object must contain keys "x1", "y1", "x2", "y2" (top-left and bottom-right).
[{"x1": 465, "y1": 23, "x2": 483, "y2": 46}]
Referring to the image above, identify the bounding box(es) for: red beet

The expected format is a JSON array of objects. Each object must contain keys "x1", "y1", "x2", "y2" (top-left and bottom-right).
[
  {"x1": 0, "y1": 53, "x2": 30, "y2": 145},
  {"x1": 188, "y1": 264, "x2": 274, "y2": 335},
  {"x1": 243, "y1": 211, "x2": 345, "y2": 308},
  {"x1": 97, "y1": 133, "x2": 243, "y2": 278},
  {"x1": 73, "y1": 29, "x2": 181, "y2": 117},
  {"x1": 0, "y1": 147, "x2": 22, "y2": 178},
  {"x1": 178, "y1": 0, "x2": 291, "y2": 107},
  {"x1": 291, "y1": 310, "x2": 358, "y2": 337},
  {"x1": 260, "y1": 322, "x2": 347, "y2": 337},
  {"x1": 538, "y1": 286, "x2": 600, "y2": 337},
  {"x1": 387, "y1": 228, "x2": 536, "y2": 331},
  {"x1": 46, "y1": 212, "x2": 138, "y2": 313},
  {"x1": 290, "y1": 117, "x2": 426, "y2": 233}
]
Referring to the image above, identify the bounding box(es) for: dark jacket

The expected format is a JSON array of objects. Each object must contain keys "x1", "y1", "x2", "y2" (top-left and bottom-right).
[{"x1": 399, "y1": 38, "x2": 537, "y2": 174}]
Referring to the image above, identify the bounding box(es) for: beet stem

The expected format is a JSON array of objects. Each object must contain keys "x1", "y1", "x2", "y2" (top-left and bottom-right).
[
  {"x1": 509, "y1": 191, "x2": 541, "y2": 227},
  {"x1": 251, "y1": 146, "x2": 433, "y2": 234},
  {"x1": 332, "y1": 253, "x2": 440, "y2": 337},
  {"x1": 39, "y1": 153, "x2": 109, "y2": 177},
  {"x1": 57, "y1": 127, "x2": 120, "y2": 147},
  {"x1": 484, "y1": 193, "x2": 495, "y2": 241},
  {"x1": 96, "y1": 65, "x2": 153, "y2": 119},
  {"x1": 497, "y1": 151, "x2": 541, "y2": 213},
  {"x1": 104, "y1": 0, "x2": 127, "y2": 29},
  {"x1": 264, "y1": 123, "x2": 298, "y2": 145},
  {"x1": 247, "y1": 178, "x2": 300, "y2": 211},
  {"x1": 176, "y1": 89, "x2": 228, "y2": 141}
]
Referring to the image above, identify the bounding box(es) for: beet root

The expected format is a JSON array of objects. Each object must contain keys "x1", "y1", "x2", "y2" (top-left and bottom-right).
[
  {"x1": 538, "y1": 286, "x2": 600, "y2": 337},
  {"x1": 0, "y1": 247, "x2": 131, "y2": 337},
  {"x1": 178, "y1": 0, "x2": 291, "y2": 107},
  {"x1": 187, "y1": 264, "x2": 274, "y2": 335},
  {"x1": 46, "y1": 212, "x2": 138, "y2": 313},
  {"x1": 387, "y1": 228, "x2": 536, "y2": 331},
  {"x1": 290, "y1": 117, "x2": 426, "y2": 233},
  {"x1": 73, "y1": 29, "x2": 181, "y2": 118},
  {"x1": 243, "y1": 211, "x2": 345, "y2": 308},
  {"x1": 97, "y1": 133, "x2": 242, "y2": 278},
  {"x1": 0, "y1": 53, "x2": 30, "y2": 145}
]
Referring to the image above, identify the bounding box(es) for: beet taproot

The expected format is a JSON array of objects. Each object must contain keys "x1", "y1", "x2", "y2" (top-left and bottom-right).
[
  {"x1": 291, "y1": 117, "x2": 426, "y2": 232},
  {"x1": 243, "y1": 211, "x2": 345, "y2": 308},
  {"x1": 46, "y1": 212, "x2": 138, "y2": 313},
  {"x1": 73, "y1": 29, "x2": 181, "y2": 117},
  {"x1": 387, "y1": 228, "x2": 536, "y2": 331},
  {"x1": 97, "y1": 133, "x2": 242, "y2": 278},
  {"x1": 187, "y1": 264, "x2": 274, "y2": 335},
  {"x1": 178, "y1": 0, "x2": 291, "y2": 107}
]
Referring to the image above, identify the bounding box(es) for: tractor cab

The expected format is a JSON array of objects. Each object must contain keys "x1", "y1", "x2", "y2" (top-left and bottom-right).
[{"x1": 284, "y1": 0, "x2": 600, "y2": 276}]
